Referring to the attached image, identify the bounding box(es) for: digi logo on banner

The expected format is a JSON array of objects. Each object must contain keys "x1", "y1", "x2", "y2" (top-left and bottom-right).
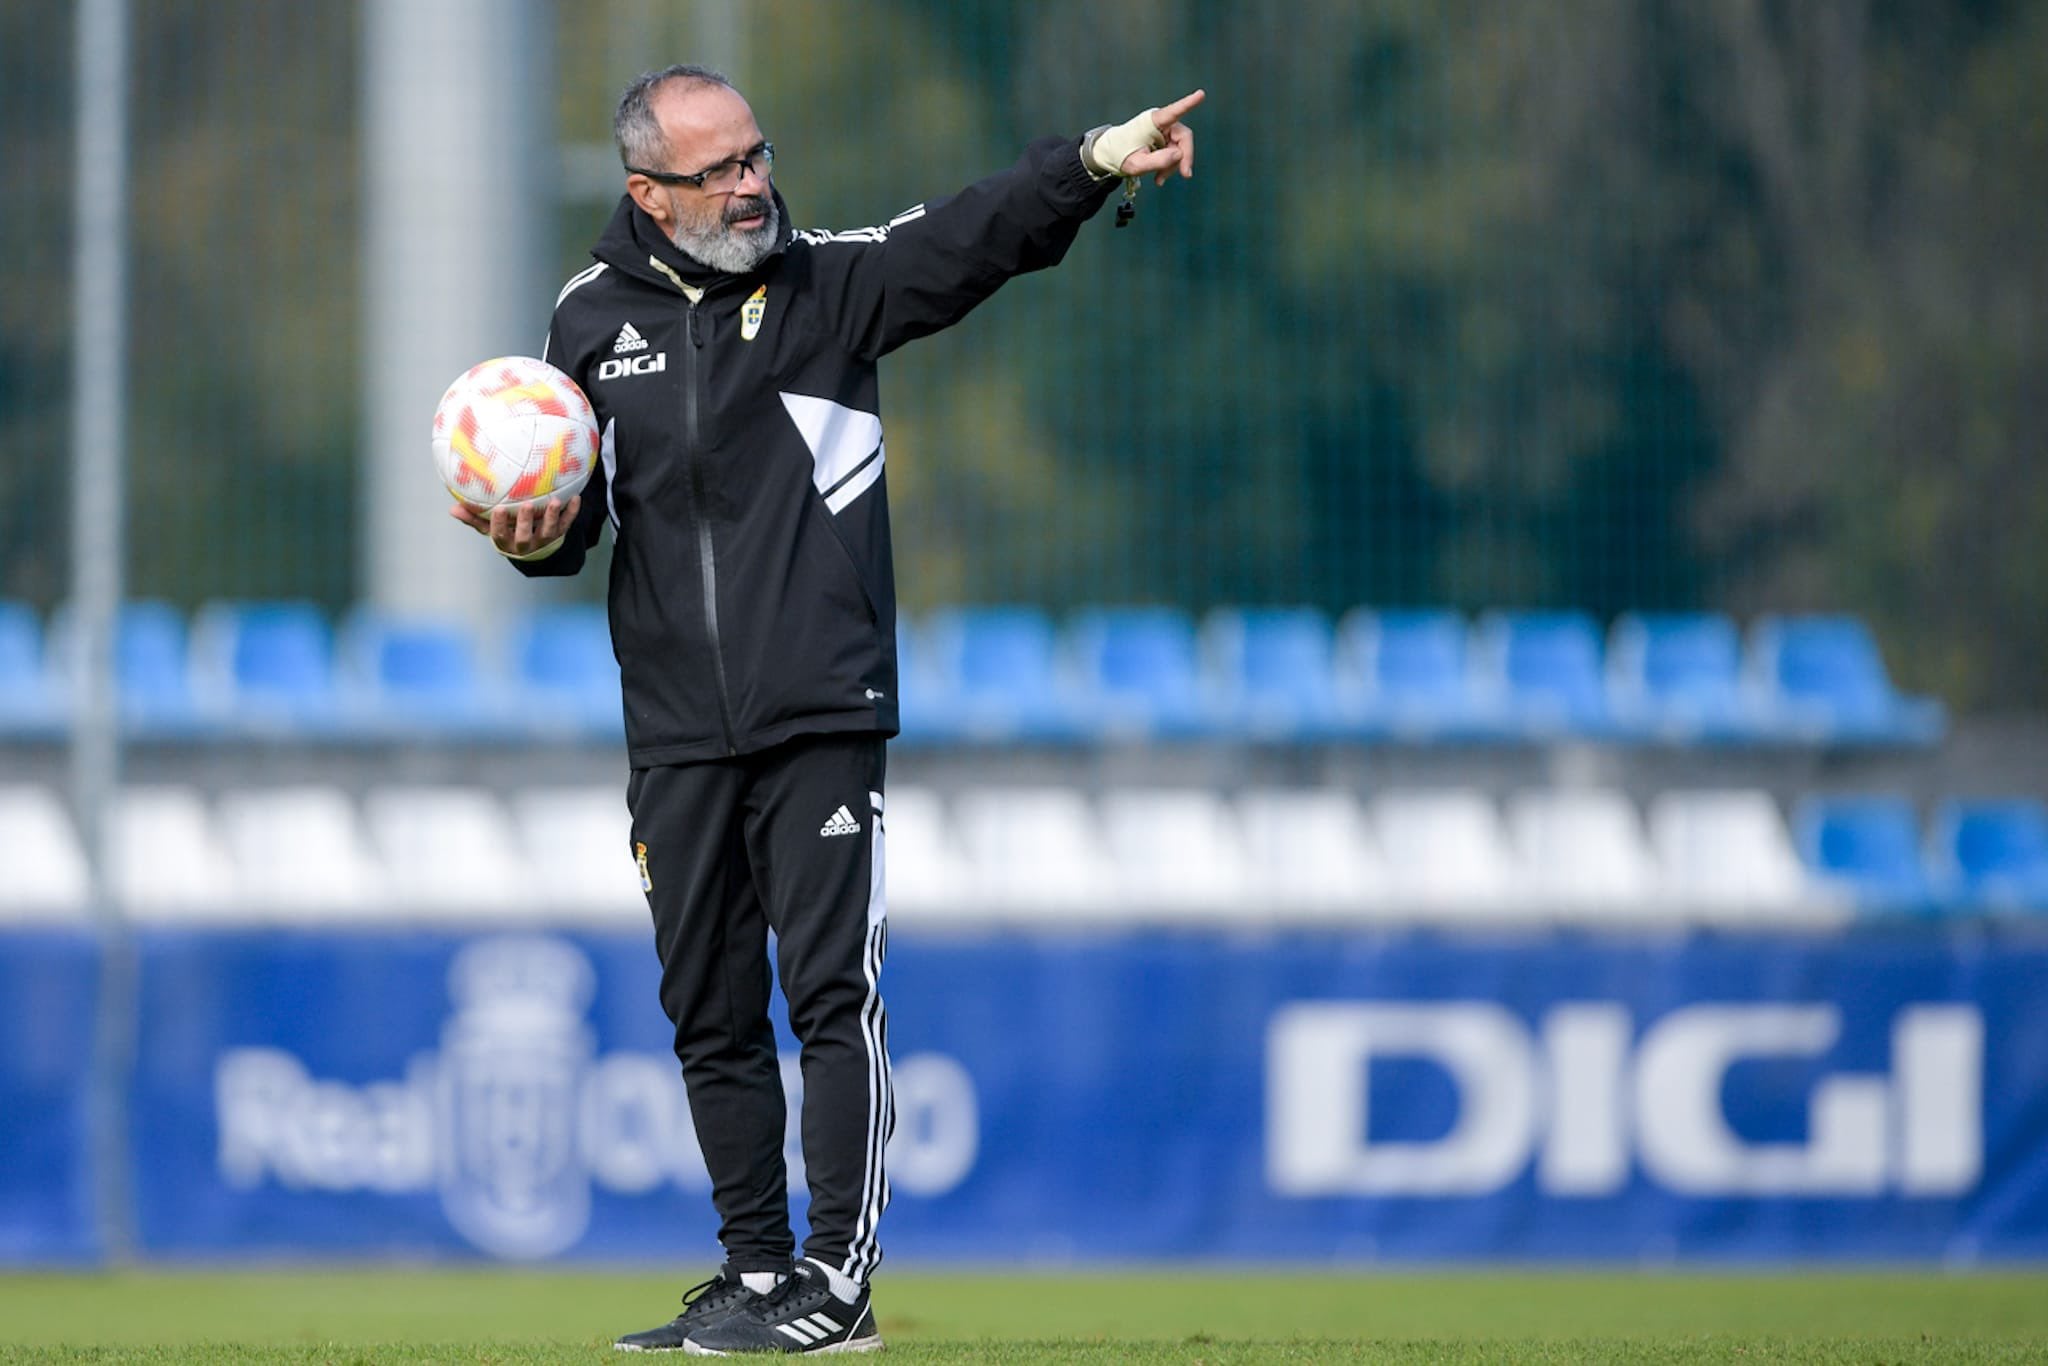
[
  {"x1": 213, "y1": 936, "x2": 979, "y2": 1260},
  {"x1": 1266, "y1": 1001, "x2": 1983, "y2": 1200}
]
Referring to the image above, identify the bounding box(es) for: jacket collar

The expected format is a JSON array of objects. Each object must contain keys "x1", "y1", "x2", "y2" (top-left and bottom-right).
[{"x1": 591, "y1": 188, "x2": 795, "y2": 295}]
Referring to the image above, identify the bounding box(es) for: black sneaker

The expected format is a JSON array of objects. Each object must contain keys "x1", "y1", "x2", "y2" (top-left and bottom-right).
[
  {"x1": 615, "y1": 1265, "x2": 766, "y2": 1352},
  {"x1": 682, "y1": 1261, "x2": 880, "y2": 1355}
]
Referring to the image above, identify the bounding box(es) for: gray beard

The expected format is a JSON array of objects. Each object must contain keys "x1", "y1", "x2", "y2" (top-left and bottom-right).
[{"x1": 670, "y1": 197, "x2": 780, "y2": 275}]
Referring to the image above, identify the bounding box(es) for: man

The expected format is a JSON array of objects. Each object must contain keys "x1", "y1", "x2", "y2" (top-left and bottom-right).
[{"x1": 452, "y1": 65, "x2": 1201, "y2": 1355}]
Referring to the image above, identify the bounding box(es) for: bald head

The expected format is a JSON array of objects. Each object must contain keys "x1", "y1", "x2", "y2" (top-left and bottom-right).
[
  {"x1": 614, "y1": 64, "x2": 738, "y2": 172},
  {"x1": 643, "y1": 79, "x2": 764, "y2": 182}
]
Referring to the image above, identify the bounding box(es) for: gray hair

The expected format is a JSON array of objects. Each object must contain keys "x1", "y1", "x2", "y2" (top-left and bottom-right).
[{"x1": 614, "y1": 64, "x2": 734, "y2": 171}]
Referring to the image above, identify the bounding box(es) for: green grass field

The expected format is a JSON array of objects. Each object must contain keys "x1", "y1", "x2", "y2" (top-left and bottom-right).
[{"x1": 2, "y1": 1269, "x2": 2045, "y2": 1363}]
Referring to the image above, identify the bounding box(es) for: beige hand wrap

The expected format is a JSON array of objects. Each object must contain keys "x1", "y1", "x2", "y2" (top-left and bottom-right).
[{"x1": 1081, "y1": 108, "x2": 1168, "y2": 181}]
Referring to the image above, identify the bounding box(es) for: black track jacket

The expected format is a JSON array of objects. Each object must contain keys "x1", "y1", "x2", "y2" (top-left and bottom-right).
[{"x1": 519, "y1": 136, "x2": 1117, "y2": 767}]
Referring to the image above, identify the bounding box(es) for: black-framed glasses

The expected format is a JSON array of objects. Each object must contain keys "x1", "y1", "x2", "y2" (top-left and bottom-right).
[{"x1": 628, "y1": 142, "x2": 774, "y2": 193}]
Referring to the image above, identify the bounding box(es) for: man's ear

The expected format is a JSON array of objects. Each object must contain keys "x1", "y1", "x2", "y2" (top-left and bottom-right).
[{"x1": 626, "y1": 175, "x2": 670, "y2": 226}]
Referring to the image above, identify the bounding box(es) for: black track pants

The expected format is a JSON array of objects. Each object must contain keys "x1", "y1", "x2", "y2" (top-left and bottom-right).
[{"x1": 626, "y1": 733, "x2": 891, "y2": 1282}]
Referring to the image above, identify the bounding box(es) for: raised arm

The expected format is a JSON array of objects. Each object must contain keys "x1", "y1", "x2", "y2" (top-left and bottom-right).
[{"x1": 805, "y1": 91, "x2": 1205, "y2": 362}]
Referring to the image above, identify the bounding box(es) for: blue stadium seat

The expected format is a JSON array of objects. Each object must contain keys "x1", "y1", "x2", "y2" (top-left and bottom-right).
[
  {"x1": 1066, "y1": 606, "x2": 1216, "y2": 738},
  {"x1": 0, "y1": 601, "x2": 64, "y2": 735},
  {"x1": 342, "y1": 610, "x2": 503, "y2": 735},
  {"x1": 0, "y1": 601, "x2": 42, "y2": 685},
  {"x1": 1609, "y1": 611, "x2": 1771, "y2": 741},
  {"x1": 1932, "y1": 799, "x2": 2048, "y2": 911},
  {"x1": 1794, "y1": 794, "x2": 1947, "y2": 914},
  {"x1": 895, "y1": 615, "x2": 1006, "y2": 745},
  {"x1": 114, "y1": 601, "x2": 204, "y2": 734},
  {"x1": 917, "y1": 606, "x2": 1079, "y2": 741},
  {"x1": 505, "y1": 604, "x2": 622, "y2": 737},
  {"x1": 189, "y1": 600, "x2": 342, "y2": 733},
  {"x1": 1337, "y1": 608, "x2": 1506, "y2": 740},
  {"x1": 1477, "y1": 610, "x2": 1615, "y2": 737},
  {"x1": 1751, "y1": 615, "x2": 1945, "y2": 745},
  {"x1": 45, "y1": 600, "x2": 203, "y2": 735},
  {"x1": 891, "y1": 618, "x2": 947, "y2": 743},
  {"x1": 1203, "y1": 606, "x2": 1348, "y2": 738}
]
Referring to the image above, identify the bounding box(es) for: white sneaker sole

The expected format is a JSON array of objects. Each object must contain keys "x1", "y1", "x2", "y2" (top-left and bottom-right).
[{"x1": 683, "y1": 1334, "x2": 883, "y2": 1356}]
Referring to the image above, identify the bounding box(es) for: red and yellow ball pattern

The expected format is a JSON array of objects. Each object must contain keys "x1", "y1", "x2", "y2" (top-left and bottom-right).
[{"x1": 430, "y1": 356, "x2": 599, "y2": 510}]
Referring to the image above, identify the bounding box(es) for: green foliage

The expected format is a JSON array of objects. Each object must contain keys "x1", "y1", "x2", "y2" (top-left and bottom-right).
[
  {"x1": 4, "y1": 0, "x2": 2044, "y2": 703},
  {"x1": 0, "y1": 1, "x2": 79, "y2": 609},
  {"x1": 1680, "y1": 0, "x2": 2048, "y2": 706},
  {"x1": 0, "y1": 0, "x2": 357, "y2": 611}
]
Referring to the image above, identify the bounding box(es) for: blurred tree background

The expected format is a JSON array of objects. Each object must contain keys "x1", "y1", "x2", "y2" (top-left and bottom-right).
[{"x1": 2, "y1": 0, "x2": 2043, "y2": 707}]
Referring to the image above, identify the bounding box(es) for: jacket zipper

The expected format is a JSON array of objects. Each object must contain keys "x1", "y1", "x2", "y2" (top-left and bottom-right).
[{"x1": 684, "y1": 296, "x2": 739, "y2": 756}]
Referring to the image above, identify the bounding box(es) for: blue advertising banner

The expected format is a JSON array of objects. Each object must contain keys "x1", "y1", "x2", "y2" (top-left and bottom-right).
[
  {"x1": 0, "y1": 930, "x2": 102, "y2": 1265},
  {"x1": 6, "y1": 925, "x2": 2048, "y2": 1264}
]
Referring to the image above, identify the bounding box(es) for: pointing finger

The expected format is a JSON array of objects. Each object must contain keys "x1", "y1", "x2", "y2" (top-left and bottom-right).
[{"x1": 1152, "y1": 88, "x2": 1206, "y2": 130}]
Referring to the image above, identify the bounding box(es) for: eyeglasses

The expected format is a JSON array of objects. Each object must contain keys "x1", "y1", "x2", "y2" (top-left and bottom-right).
[{"x1": 628, "y1": 143, "x2": 775, "y2": 194}]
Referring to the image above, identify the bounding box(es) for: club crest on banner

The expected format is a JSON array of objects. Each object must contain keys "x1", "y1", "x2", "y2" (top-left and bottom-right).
[{"x1": 438, "y1": 937, "x2": 595, "y2": 1259}]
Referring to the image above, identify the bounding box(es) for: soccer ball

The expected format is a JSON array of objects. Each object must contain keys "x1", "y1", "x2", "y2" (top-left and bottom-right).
[{"x1": 431, "y1": 355, "x2": 599, "y2": 510}]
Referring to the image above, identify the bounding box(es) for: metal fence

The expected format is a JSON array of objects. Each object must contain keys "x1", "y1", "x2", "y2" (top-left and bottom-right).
[{"x1": 3, "y1": 0, "x2": 2044, "y2": 707}]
